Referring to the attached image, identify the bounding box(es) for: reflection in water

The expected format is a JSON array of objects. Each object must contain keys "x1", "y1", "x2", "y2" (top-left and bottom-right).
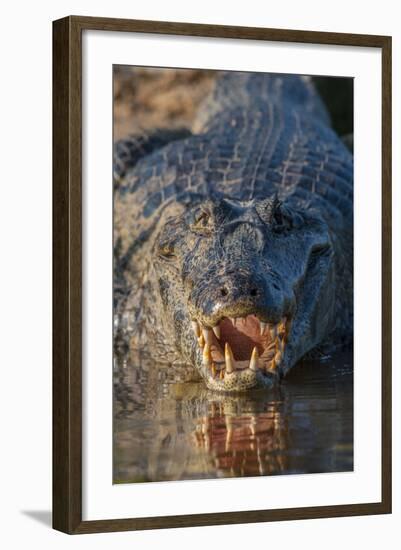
[{"x1": 113, "y1": 349, "x2": 353, "y2": 483}]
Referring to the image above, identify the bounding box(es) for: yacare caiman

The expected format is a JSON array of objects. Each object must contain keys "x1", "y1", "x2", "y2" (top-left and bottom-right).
[{"x1": 113, "y1": 71, "x2": 353, "y2": 392}]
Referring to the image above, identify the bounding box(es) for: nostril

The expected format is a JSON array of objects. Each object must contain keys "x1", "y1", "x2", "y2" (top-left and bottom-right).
[
  {"x1": 250, "y1": 288, "x2": 258, "y2": 297},
  {"x1": 272, "y1": 282, "x2": 280, "y2": 291},
  {"x1": 220, "y1": 287, "x2": 228, "y2": 297}
]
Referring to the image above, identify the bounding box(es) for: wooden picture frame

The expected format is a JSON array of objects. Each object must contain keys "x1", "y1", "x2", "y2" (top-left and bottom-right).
[{"x1": 53, "y1": 15, "x2": 392, "y2": 534}]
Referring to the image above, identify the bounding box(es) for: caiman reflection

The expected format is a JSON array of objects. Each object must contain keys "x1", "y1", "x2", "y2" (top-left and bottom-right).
[
  {"x1": 191, "y1": 398, "x2": 287, "y2": 477},
  {"x1": 113, "y1": 348, "x2": 353, "y2": 483}
]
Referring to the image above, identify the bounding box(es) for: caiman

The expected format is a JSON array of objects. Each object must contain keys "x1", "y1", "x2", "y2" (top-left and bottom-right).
[{"x1": 113, "y1": 72, "x2": 353, "y2": 392}]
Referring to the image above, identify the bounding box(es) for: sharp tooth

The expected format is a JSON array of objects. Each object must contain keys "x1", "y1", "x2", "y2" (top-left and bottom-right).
[
  {"x1": 192, "y1": 320, "x2": 201, "y2": 337},
  {"x1": 249, "y1": 347, "x2": 259, "y2": 372},
  {"x1": 278, "y1": 317, "x2": 287, "y2": 335},
  {"x1": 198, "y1": 333, "x2": 205, "y2": 348},
  {"x1": 260, "y1": 321, "x2": 267, "y2": 335},
  {"x1": 219, "y1": 368, "x2": 224, "y2": 380},
  {"x1": 270, "y1": 326, "x2": 277, "y2": 340},
  {"x1": 202, "y1": 327, "x2": 214, "y2": 345},
  {"x1": 202, "y1": 343, "x2": 212, "y2": 367},
  {"x1": 212, "y1": 325, "x2": 221, "y2": 339},
  {"x1": 225, "y1": 342, "x2": 235, "y2": 374},
  {"x1": 211, "y1": 363, "x2": 217, "y2": 378},
  {"x1": 269, "y1": 357, "x2": 277, "y2": 372},
  {"x1": 275, "y1": 350, "x2": 283, "y2": 365}
]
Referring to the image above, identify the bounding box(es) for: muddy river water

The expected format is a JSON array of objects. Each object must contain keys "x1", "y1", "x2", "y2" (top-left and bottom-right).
[{"x1": 113, "y1": 350, "x2": 353, "y2": 483}]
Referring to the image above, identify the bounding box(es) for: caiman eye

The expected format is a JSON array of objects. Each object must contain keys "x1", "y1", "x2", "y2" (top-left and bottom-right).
[
  {"x1": 272, "y1": 203, "x2": 292, "y2": 232},
  {"x1": 260, "y1": 198, "x2": 303, "y2": 233},
  {"x1": 190, "y1": 208, "x2": 213, "y2": 234},
  {"x1": 157, "y1": 240, "x2": 176, "y2": 260},
  {"x1": 272, "y1": 204, "x2": 284, "y2": 226},
  {"x1": 195, "y1": 210, "x2": 209, "y2": 226},
  {"x1": 260, "y1": 199, "x2": 293, "y2": 233}
]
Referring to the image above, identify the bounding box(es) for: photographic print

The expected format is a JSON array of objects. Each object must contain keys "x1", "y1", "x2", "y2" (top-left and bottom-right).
[
  {"x1": 112, "y1": 67, "x2": 354, "y2": 484},
  {"x1": 53, "y1": 16, "x2": 391, "y2": 533}
]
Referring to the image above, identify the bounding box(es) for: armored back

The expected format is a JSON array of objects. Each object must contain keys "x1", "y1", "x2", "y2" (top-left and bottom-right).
[{"x1": 193, "y1": 72, "x2": 330, "y2": 133}]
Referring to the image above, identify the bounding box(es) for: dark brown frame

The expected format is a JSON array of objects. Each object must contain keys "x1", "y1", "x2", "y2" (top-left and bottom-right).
[{"x1": 53, "y1": 15, "x2": 392, "y2": 534}]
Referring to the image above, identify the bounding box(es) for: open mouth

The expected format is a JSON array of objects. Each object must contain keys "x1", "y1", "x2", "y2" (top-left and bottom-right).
[{"x1": 192, "y1": 314, "x2": 290, "y2": 385}]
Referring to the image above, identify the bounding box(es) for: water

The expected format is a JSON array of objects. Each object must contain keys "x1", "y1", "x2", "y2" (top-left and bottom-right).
[{"x1": 113, "y1": 350, "x2": 353, "y2": 483}]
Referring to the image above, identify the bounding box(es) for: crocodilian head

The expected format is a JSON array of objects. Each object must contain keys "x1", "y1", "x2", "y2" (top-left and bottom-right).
[{"x1": 152, "y1": 196, "x2": 335, "y2": 392}]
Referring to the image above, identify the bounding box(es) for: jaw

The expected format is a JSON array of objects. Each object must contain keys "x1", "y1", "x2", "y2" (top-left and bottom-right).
[
  {"x1": 279, "y1": 264, "x2": 337, "y2": 375},
  {"x1": 190, "y1": 314, "x2": 291, "y2": 392},
  {"x1": 156, "y1": 246, "x2": 335, "y2": 391}
]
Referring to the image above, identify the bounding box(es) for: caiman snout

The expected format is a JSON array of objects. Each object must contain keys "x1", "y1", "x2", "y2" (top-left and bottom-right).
[
  {"x1": 219, "y1": 283, "x2": 259, "y2": 300},
  {"x1": 189, "y1": 269, "x2": 291, "y2": 327},
  {"x1": 186, "y1": 267, "x2": 293, "y2": 390}
]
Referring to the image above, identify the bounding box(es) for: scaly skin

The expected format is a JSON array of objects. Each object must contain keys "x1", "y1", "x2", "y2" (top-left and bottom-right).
[{"x1": 114, "y1": 72, "x2": 353, "y2": 392}]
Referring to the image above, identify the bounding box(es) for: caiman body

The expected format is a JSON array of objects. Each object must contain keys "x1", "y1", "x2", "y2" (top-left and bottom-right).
[{"x1": 114, "y1": 72, "x2": 353, "y2": 392}]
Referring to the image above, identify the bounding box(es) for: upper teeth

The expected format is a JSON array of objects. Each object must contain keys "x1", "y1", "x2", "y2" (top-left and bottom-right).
[
  {"x1": 192, "y1": 317, "x2": 289, "y2": 381},
  {"x1": 202, "y1": 327, "x2": 214, "y2": 345},
  {"x1": 192, "y1": 320, "x2": 201, "y2": 338},
  {"x1": 202, "y1": 342, "x2": 212, "y2": 367}
]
